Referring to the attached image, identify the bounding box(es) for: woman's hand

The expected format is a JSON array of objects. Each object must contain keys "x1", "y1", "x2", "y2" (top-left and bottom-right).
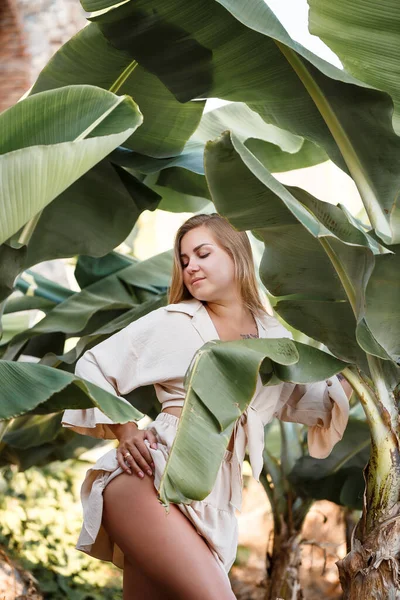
[{"x1": 109, "y1": 422, "x2": 158, "y2": 478}]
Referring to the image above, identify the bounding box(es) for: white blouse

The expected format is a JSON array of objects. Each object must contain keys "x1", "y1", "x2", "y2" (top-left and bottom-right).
[{"x1": 62, "y1": 298, "x2": 349, "y2": 498}]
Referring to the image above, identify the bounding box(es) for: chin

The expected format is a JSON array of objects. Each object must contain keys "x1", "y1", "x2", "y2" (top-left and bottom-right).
[{"x1": 190, "y1": 289, "x2": 210, "y2": 301}]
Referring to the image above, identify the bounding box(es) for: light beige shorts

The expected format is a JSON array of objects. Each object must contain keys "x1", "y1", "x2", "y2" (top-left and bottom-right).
[{"x1": 75, "y1": 412, "x2": 239, "y2": 582}]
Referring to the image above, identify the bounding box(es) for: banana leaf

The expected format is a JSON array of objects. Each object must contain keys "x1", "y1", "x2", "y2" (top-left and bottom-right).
[{"x1": 158, "y1": 337, "x2": 346, "y2": 508}]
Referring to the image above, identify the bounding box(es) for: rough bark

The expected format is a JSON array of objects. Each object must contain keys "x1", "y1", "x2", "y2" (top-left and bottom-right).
[{"x1": 337, "y1": 509, "x2": 400, "y2": 598}]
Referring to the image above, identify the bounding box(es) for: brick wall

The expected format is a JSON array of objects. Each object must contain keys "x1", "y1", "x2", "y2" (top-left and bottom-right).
[
  {"x1": 0, "y1": 0, "x2": 30, "y2": 112},
  {"x1": 0, "y1": 0, "x2": 86, "y2": 112}
]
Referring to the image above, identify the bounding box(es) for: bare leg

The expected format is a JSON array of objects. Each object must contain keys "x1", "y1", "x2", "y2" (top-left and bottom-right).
[
  {"x1": 123, "y1": 556, "x2": 173, "y2": 600},
  {"x1": 102, "y1": 472, "x2": 236, "y2": 600}
]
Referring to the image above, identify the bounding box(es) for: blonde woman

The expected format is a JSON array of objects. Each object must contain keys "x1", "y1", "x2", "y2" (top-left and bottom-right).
[{"x1": 62, "y1": 213, "x2": 350, "y2": 600}]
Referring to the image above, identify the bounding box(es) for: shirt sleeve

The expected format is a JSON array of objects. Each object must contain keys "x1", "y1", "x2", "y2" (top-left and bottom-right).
[
  {"x1": 61, "y1": 323, "x2": 143, "y2": 440},
  {"x1": 276, "y1": 376, "x2": 349, "y2": 458}
]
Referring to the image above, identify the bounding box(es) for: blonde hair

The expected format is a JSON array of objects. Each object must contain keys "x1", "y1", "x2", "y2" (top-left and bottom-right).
[{"x1": 168, "y1": 213, "x2": 268, "y2": 318}]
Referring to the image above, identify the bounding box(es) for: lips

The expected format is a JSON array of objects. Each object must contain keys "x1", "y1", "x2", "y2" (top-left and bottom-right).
[{"x1": 192, "y1": 277, "x2": 205, "y2": 285}]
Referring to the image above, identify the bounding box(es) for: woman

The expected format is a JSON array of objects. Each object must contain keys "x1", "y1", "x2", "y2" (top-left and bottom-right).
[{"x1": 62, "y1": 213, "x2": 350, "y2": 600}]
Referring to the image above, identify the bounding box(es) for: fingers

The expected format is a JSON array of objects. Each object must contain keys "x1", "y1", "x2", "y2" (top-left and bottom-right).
[
  {"x1": 118, "y1": 447, "x2": 147, "y2": 479},
  {"x1": 128, "y1": 444, "x2": 154, "y2": 477},
  {"x1": 144, "y1": 430, "x2": 159, "y2": 451},
  {"x1": 117, "y1": 430, "x2": 159, "y2": 479},
  {"x1": 117, "y1": 448, "x2": 133, "y2": 476}
]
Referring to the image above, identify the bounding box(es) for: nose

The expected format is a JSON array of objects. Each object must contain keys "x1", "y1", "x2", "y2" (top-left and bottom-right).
[{"x1": 186, "y1": 257, "x2": 200, "y2": 273}]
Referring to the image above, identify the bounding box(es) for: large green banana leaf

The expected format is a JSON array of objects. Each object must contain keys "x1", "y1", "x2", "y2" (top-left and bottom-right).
[
  {"x1": 110, "y1": 99, "x2": 328, "y2": 176},
  {"x1": 0, "y1": 361, "x2": 143, "y2": 422},
  {"x1": 0, "y1": 22, "x2": 203, "y2": 275},
  {"x1": 31, "y1": 23, "x2": 203, "y2": 159},
  {"x1": 22, "y1": 161, "x2": 160, "y2": 268},
  {"x1": 0, "y1": 85, "x2": 142, "y2": 246},
  {"x1": 3, "y1": 251, "x2": 172, "y2": 358},
  {"x1": 308, "y1": 0, "x2": 400, "y2": 135},
  {"x1": 204, "y1": 131, "x2": 389, "y2": 370},
  {"x1": 158, "y1": 337, "x2": 346, "y2": 508},
  {"x1": 112, "y1": 100, "x2": 329, "y2": 213},
  {"x1": 91, "y1": 0, "x2": 400, "y2": 244}
]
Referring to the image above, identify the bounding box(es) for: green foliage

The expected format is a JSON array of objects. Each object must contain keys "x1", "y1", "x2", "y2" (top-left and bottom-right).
[{"x1": 0, "y1": 459, "x2": 122, "y2": 599}]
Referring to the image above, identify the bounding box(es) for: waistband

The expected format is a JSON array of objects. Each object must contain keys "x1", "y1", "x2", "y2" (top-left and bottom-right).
[{"x1": 156, "y1": 411, "x2": 233, "y2": 461}]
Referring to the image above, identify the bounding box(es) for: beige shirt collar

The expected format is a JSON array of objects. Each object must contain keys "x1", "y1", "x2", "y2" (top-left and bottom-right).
[{"x1": 165, "y1": 298, "x2": 267, "y2": 343}]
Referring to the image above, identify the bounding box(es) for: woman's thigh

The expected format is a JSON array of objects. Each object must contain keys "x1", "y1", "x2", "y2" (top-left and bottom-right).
[
  {"x1": 102, "y1": 472, "x2": 236, "y2": 600},
  {"x1": 123, "y1": 556, "x2": 173, "y2": 600}
]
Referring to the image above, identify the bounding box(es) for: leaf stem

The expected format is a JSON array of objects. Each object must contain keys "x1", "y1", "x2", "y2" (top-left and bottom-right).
[
  {"x1": 17, "y1": 210, "x2": 43, "y2": 245},
  {"x1": 318, "y1": 237, "x2": 357, "y2": 316},
  {"x1": 275, "y1": 41, "x2": 390, "y2": 242},
  {"x1": 109, "y1": 60, "x2": 138, "y2": 94},
  {"x1": 342, "y1": 367, "x2": 383, "y2": 443}
]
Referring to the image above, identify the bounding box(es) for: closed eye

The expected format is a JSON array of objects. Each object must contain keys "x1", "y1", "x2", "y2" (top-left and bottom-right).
[{"x1": 182, "y1": 253, "x2": 210, "y2": 269}]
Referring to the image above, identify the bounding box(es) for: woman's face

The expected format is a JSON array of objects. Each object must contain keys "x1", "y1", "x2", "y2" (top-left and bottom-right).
[{"x1": 179, "y1": 225, "x2": 237, "y2": 301}]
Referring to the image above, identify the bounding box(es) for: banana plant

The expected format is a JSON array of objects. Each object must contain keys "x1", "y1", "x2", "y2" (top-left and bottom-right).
[
  {"x1": 0, "y1": 84, "x2": 143, "y2": 303},
  {"x1": 259, "y1": 411, "x2": 369, "y2": 600},
  {"x1": 204, "y1": 129, "x2": 400, "y2": 597}
]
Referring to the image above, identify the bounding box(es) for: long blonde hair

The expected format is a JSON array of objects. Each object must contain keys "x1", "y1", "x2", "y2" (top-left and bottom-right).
[{"x1": 168, "y1": 213, "x2": 268, "y2": 317}]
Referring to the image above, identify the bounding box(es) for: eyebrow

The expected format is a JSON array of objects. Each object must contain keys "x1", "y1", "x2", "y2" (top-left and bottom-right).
[{"x1": 179, "y1": 243, "x2": 213, "y2": 259}]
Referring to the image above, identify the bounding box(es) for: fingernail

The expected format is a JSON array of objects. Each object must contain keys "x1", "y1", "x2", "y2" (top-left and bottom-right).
[
  {"x1": 138, "y1": 471, "x2": 144, "y2": 478},
  {"x1": 127, "y1": 469, "x2": 132, "y2": 475},
  {"x1": 151, "y1": 443, "x2": 157, "y2": 449},
  {"x1": 147, "y1": 470, "x2": 152, "y2": 476}
]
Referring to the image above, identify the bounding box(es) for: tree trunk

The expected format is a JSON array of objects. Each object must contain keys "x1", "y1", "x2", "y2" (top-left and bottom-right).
[
  {"x1": 264, "y1": 516, "x2": 303, "y2": 600},
  {"x1": 337, "y1": 511, "x2": 400, "y2": 599},
  {"x1": 337, "y1": 361, "x2": 400, "y2": 598}
]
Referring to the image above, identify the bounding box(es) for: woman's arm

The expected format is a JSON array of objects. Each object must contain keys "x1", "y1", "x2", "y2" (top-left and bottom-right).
[{"x1": 62, "y1": 322, "x2": 144, "y2": 439}]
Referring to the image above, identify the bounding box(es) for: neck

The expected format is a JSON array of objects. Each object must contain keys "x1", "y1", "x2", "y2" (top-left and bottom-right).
[{"x1": 204, "y1": 298, "x2": 252, "y2": 325}]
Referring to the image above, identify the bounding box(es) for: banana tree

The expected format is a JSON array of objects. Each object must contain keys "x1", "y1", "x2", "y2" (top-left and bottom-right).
[
  {"x1": 2, "y1": 0, "x2": 400, "y2": 595},
  {"x1": 204, "y1": 129, "x2": 399, "y2": 597},
  {"x1": 0, "y1": 84, "x2": 143, "y2": 303},
  {"x1": 258, "y1": 411, "x2": 369, "y2": 600}
]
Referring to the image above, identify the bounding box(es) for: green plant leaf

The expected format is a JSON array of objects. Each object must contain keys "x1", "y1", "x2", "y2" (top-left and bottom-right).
[
  {"x1": 0, "y1": 361, "x2": 143, "y2": 422},
  {"x1": 308, "y1": 0, "x2": 400, "y2": 134},
  {"x1": 92, "y1": 0, "x2": 400, "y2": 243},
  {"x1": 0, "y1": 85, "x2": 142, "y2": 246},
  {"x1": 31, "y1": 23, "x2": 203, "y2": 159},
  {"x1": 158, "y1": 337, "x2": 347, "y2": 508},
  {"x1": 204, "y1": 130, "x2": 377, "y2": 370}
]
